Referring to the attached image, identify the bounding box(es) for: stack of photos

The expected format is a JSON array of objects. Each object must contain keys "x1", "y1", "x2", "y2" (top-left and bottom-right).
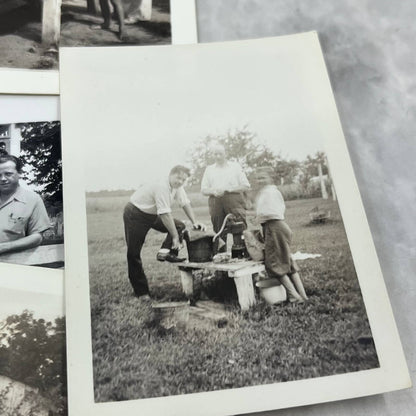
[
  {"x1": 0, "y1": 264, "x2": 66, "y2": 416},
  {"x1": 0, "y1": 2, "x2": 412, "y2": 416}
]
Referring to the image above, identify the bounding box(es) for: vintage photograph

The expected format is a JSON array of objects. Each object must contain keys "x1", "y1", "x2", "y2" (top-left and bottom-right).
[
  {"x1": 0, "y1": 267, "x2": 66, "y2": 416},
  {"x1": 59, "y1": 34, "x2": 409, "y2": 415},
  {"x1": 60, "y1": 0, "x2": 171, "y2": 47},
  {"x1": 0, "y1": 121, "x2": 64, "y2": 268},
  {"x1": 0, "y1": 0, "x2": 60, "y2": 70},
  {"x1": 87, "y1": 132, "x2": 378, "y2": 402},
  {"x1": 0, "y1": 0, "x2": 195, "y2": 71}
]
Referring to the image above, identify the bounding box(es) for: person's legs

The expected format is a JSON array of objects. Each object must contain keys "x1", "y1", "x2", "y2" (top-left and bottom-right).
[
  {"x1": 209, "y1": 195, "x2": 227, "y2": 253},
  {"x1": 208, "y1": 195, "x2": 226, "y2": 233},
  {"x1": 290, "y1": 272, "x2": 308, "y2": 301},
  {"x1": 263, "y1": 220, "x2": 304, "y2": 302},
  {"x1": 263, "y1": 220, "x2": 293, "y2": 276},
  {"x1": 109, "y1": 0, "x2": 125, "y2": 39},
  {"x1": 99, "y1": 0, "x2": 112, "y2": 28},
  {"x1": 151, "y1": 216, "x2": 186, "y2": 251},
  {"x1": 280, "y1": 275, "x2": 304, "y2": 303},
  {"x1": 123, "y1": 203, "x2": 154, "y2": 297},
  {"x1": 223, "y1": 193, "x2": 247, "y2": 228}
]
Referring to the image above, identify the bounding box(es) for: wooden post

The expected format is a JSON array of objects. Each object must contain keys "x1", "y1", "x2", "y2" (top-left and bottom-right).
[
  {"x1": 140, "y1": 0, "x2": 152, "y2": 21},
  {"x1": 325, "y1": 156, "x2": 337, "y2": 201},
  {"x1": 87, "y1": 0, "x2": 101, "y2": 15},
  {"x1": 179, "y1": 269, "x2": 194, "y2": 297},
  {"x1": 318, "y1": 163, "x2": 328, "y2": 200},
  {"x1": 42, "y1": 0, "x2": 62, "y2": 47},
  {"x1": 232, "y1": 273, "x2": 256, "y2": 311}
]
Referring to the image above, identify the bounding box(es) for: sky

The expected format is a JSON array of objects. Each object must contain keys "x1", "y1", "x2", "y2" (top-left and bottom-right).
[
  {"x1": 62, "y1": 35, "x2": 330, "y2": 192},
  {"x1": 0, "y1": 288, "x2": 64, "y2": 323},
  {"x1": 0, "y1": 267, "x2": 64, "y2": 323}
]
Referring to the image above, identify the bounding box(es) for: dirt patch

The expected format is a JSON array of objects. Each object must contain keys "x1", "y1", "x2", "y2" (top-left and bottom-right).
[
  {"x1": 0, "y1": 32, "x2": 58, "y2": 70},
  {"x1": 0, "y1": 1, "x2": 170, "y2": 70}
]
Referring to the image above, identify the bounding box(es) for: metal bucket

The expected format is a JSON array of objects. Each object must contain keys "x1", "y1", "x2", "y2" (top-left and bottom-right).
[
  {"x1": 185, "y1": 234, "x2": 214, "y2": 263},
  {"x1": 256, "y1": 279, "x2": 287, "y2": 304},
  {"x1": 152, "y1": 301, "x2": 190, "y2": 329}
]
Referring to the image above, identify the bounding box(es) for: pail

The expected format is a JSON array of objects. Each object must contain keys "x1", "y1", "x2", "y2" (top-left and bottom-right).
[
  {"x1": 185, "y1": 234, "x2": 214, "y2": 263},
  {"x1": 256, "y1": 279, "x2": 287, "y2": 304},
  {"x1": 152, "y1": 301, "x2": 190, "y2": 329}
]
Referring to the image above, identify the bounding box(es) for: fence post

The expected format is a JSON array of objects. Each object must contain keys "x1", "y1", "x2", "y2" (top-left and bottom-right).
[
  {"x1": 318, "y1": 163, "x2": 328, "y2": 199},
  {"x1": 42, "y1": 0, "x2": 62, "y2": 47}
]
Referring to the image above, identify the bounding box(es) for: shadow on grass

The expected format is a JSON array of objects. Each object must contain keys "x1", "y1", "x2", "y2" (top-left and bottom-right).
[
  {"x1": 135, "y1": 19, "x2": 171, "y2": 39},
  {"x1": 153, "y1": 0, "x2": 170, "y2": 14},
  {"x1": 0, "y1": 4, "x2": 41, "y2": 41}
]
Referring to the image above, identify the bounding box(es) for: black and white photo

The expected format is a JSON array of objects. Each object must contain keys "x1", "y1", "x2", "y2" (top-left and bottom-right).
[
  {"x1": 0, "y1": 96, "x2": 63, "y2": 269},
  {"x1": 0, "y1": 0, "x2": 196, "y2": 94},
  {"x1": 59, "y1": 34, "x2": 410, "y2": 415},
  {"x1": 0, "y1": 265, "x2": 66, "y2": 416}
]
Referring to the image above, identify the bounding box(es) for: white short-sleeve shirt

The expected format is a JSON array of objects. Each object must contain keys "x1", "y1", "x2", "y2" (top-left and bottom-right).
[
  {"x1": 130, "y1": 178, "x2": 190, "y2": 215},
  {"x1": 255, "y1": 184, "x2": 286, "y2": 223},
  {"x1": 201, "y1": 161, "x2": 250, "y2": 193}
]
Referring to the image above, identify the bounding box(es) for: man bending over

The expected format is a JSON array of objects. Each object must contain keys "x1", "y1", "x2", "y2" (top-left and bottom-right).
[{"x1": 123, "y1": 165, "x2": 205, "y2": 300}]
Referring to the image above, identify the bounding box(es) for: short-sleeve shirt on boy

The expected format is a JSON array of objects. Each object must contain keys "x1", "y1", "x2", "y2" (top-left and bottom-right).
[{"x1": 255, "y1": 184, "x2": 286, "y2": 223}]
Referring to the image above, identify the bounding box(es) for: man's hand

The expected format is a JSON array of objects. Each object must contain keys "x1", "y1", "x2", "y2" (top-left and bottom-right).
[
  {"x1": 212, "y1": 189, "x2": 225, "y2": 197},
  {"x1": 171, "y1": 236, "x2": 182, "y2": 251},
  {"x1": 192, "y1": 222, "x2": 207, "y2": 232}
]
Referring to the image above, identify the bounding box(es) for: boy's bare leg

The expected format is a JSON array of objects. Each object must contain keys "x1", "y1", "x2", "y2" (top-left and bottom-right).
[
  {"x1": 110, "y1": 0, "x2": 125, "y2": 40},
  {"x1": 280, "y1": 275, "x2": 304, "y2": 303},
  {"x1": 290, "y1": 272, "x2": 308, "y2": 301},
  {"x1": 99, "y1": 0, "x2": 112, "y2": 28}
]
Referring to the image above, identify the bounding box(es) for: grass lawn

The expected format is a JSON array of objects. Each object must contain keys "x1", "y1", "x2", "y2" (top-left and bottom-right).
[{"x1": 86, "y1": 195, "x2": 378, "y2": 402}]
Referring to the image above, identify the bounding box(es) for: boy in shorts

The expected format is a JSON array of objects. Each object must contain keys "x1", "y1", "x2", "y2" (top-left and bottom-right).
[{"x1": 255, "y1": 167, "x2": 308, "y2": 303}]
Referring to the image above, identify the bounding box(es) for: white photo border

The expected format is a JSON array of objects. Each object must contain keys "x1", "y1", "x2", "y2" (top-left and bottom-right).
[
  {"x1": 0, "y1": 0, "x2": 197, "y2": 95},
  {"x1": 59, "y1": 33, "x2": 411, "y2": 416}
]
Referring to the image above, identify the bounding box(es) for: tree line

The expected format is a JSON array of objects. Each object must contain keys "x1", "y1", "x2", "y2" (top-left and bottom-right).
[
  {"x1": 0, "y1": 311, "x2": 67, "y2": 415},
  {"x1": 187, "y1": 127, "x2": 331, "y2": 199}
]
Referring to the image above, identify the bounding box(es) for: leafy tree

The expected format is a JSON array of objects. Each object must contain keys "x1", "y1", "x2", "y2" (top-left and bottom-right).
[
  {"x1": 0, "y1": 311, "x2": 67, "y2": 415},
  {"x1": 187, "y1": 127, "x2": 297, "y2": 187},
  {"x1": 19, "y1": 122, "x2": 62, "y2": 205}
]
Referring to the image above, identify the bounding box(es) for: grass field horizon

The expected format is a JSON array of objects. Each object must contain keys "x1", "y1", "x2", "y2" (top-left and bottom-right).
[{"x1": 86, "y1": 193, "x2": 379, "y2": 402}]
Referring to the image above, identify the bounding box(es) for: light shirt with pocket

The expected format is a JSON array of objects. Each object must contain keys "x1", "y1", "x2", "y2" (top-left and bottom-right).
[
  {"x1": 0, "y1": 186, "x2": 51, "y2": 243},
  {"x1": 130, "y1": 178, "x2": 190, "y2": 215},
  {"x1": 201, "y1": 161, "x2": 250, "y2": 194},
  {"x1": 255, "y1": 184, "x2": 286, "y2": 223}
]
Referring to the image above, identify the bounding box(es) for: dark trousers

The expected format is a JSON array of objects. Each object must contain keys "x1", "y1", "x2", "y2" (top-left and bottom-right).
[
  {"x1": 123, "y1": 202, "x2": 185, "y2": 296},
  {"x1": 262, "y1": 219, "x2": 299, "y2": 278},
  {"x1": 208, "y1": 193, "x2": 247, "y2": 249}
]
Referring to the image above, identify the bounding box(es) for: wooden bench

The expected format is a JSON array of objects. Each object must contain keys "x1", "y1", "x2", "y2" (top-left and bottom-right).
[
  {"x1": 0, "y1": 243, "x2": 64, "y2": 267},
  {"x1": 178, "y1": 260, "x2": 266, "y2": 311}
]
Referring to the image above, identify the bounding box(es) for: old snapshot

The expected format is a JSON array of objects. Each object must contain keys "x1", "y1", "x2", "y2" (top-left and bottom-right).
[
  {"x1": 0, "y1": 0, "x2": 196, "y2": 94},
  {"x1": 61, "y1": 0, "x2": 172, "y2": 46},
  {"x1": 0, "y1": 264, "x2": 66, "y2": 416},
  {"x1": 59, "y1": 34, "x2": 410, "y2": 415},
  {"x1": 0, "y1": 96, "x2": 63, "y2": 269}
]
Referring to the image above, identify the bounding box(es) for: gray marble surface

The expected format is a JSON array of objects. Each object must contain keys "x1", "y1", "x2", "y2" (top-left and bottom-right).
[{"x1": 196, "y1": 1, "x2": 415, "y2": 415}]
